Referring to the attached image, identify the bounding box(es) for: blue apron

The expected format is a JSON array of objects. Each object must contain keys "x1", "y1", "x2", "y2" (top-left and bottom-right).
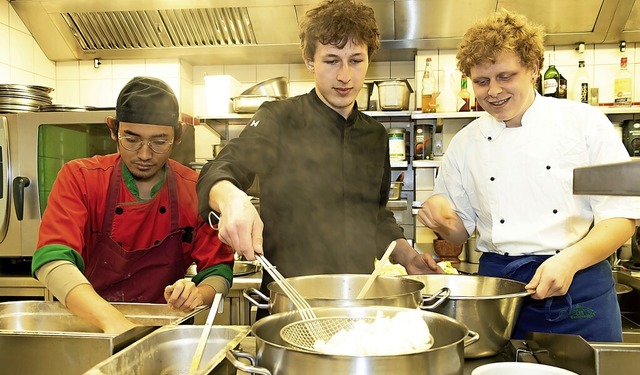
[{"x1": 479, "y1": 252, "x2": 622, "y2": 342}]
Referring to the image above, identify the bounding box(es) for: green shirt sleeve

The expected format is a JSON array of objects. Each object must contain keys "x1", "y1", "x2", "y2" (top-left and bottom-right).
[{"x1": 31, "y1": 244, "x2": 85, "y2": 277}]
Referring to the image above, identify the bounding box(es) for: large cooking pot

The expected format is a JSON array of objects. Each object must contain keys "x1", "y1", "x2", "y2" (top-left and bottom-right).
[
  {"x1": 243, "y1": 274, "x2": 447, "y2": 314},
  {"x1": 404, "y1": 274, "x2": 529, "y2": 358},
  {"x1": 227, "y1": 306, "x2": 479, "y2": 375}
]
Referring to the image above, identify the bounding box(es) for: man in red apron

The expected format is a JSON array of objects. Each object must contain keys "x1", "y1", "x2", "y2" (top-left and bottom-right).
[{"x1": 32, "y1": 77, "x2": 234, "y2": 333}]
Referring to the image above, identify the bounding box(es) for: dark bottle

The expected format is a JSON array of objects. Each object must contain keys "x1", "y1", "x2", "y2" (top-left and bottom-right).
[
  {"x1": 543, "y1": 53, "x2": 560, "y2": 97},
  {"x1": 558, "y1": 74, "x2": 567, "y2": 99}
]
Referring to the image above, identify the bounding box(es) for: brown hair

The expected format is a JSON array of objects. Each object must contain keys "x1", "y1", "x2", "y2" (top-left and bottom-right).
[
  {"x1": 456, "y1": 9, "x2": 545, "y2": 76},
  {"x1": 299, "y1": 0, "x2": 380, "y2": 62}
]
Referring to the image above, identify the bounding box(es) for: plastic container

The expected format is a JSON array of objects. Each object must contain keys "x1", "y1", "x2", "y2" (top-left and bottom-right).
[{"x1": 204, "y1": 75, "x2": 242, "y2": 114}]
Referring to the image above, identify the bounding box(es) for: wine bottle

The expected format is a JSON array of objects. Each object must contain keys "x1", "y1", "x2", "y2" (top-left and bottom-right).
[
  {"x1": 614, "y1": 57, "x2": 633, "y2": 107},
  {"x1": 543, "y1": 53, "x2": 560, "y2": 98},
  {"x1": 421, "y1": 58, "x2": 437, "y2": 113},
  {"x1": 572, "y1": 60, "x2": 589, "y2": 103},
  {"x1": 458, "y1": 74, "x2": 470, "y2": 112}
]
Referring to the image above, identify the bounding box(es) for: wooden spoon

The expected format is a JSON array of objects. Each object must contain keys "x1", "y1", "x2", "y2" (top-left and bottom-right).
[
  {"x1": 357, "y1": 241, "x2": 397, "y2": 299},
  {"x1": 189, "y1": 292, "x2": 224, "y2": 373}
]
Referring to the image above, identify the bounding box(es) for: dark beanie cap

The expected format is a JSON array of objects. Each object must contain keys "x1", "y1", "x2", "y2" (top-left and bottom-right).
[{"x1": 116, "y1": 76, "x2": 180, "y2": 128}]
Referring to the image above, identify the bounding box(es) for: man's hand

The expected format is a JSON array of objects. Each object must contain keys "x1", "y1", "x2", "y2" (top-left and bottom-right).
[
  {"x1": 209, "y1": 181, "x2": 264, "y2": 260},
  {"x1": 391, "y1": 239, "x2": 443, "y2": 274},
  {"x1": 164, "y1": 279, "x2": 204, "y2": 312}
]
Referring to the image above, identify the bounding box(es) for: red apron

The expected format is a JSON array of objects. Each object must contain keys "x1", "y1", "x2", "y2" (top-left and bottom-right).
[{"x1": 85, "y1": 160, "x2": 185, "y2": 303}]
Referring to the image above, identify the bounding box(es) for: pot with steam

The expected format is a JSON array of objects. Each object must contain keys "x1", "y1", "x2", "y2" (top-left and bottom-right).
[
  {"x1": 226, "y1": 306, "x2": 479, "y2": 375},
  {"x1": 243, "y1": 274, "x2": 448, "y2": 314}
]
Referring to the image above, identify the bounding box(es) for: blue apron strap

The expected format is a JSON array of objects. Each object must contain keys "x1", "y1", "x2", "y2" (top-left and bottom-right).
[{"x1": 545, "y1": 294, "x2": 573, "y2": 322}]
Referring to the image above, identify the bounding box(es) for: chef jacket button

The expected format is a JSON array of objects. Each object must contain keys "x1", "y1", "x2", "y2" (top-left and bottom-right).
[
  {"x1": 154, "y1": 240, "x2": 160, "y2": 245},
  {"x1": 115, "y1": 207, "x2": 124, "y2": 215},
  {"x1": 556, "y1": 250, "x2": 560, "y2": 254},
  {"x1": 553, "y1": 209, "x2": 558, "y2": 214},
  {"x1": 500, "y1": 219, "x2": 505, "y2": 224},
  {"x1": 490, "y1": 177, "x2": 495, "y2": 181},
  {"x1": 159, "y1": 206, "x2": 167, "y2": 214},
  {"x1": 504, "y1": 252, "x2": 509, "y2": 256},
  {"x1": 546, "y1": 165, "x2": 551, "y2": 170},
  {"x1": 487, "y1": 136, "x2": 492, "y2": 141}
]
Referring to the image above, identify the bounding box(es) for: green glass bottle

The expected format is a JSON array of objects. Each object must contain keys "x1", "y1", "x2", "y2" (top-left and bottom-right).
[{"x1": 543, "y1": 53, "x2": 560, "y2": 98}]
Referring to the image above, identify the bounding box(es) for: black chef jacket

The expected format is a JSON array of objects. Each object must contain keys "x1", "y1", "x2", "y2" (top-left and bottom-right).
[{"x1": 197, "y1": 89, "x2": 404, "y2": 278}]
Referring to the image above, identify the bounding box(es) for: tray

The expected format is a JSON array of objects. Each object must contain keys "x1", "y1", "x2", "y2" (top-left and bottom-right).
[{"x1": 85, "y1": 325, "x2": 251, "y2": 375}]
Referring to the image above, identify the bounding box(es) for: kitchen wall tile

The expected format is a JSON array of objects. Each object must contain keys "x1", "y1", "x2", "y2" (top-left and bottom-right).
[
  {"x1": 180, "y1": 60, "x2": 193, "y2": 84},
  {"x1": 180, "y1": 76, "x2": 194, "y2": 115},
  {"x1": 33, "y1": 44, "x2": 55, "y2": 80},
  {"x1": 55, "y1": 80, "x2": 80, "y2": 105},
  {"x1": 289, "y1": 81, "x2": 314, "y2": 97},
  {"x1": 256, "y1": 64, "x2": 289, "y2": 82},
  {"x1": 56, "y1": 61, "x2": 79, "y2": 80},
  {"x1": 289, "y1": 63, "x2": 311, "y2": 82},
  {"x1": 9, "y1": 29, "x2": 33, "y2": 72},
  {"x1": 594, "y1": 43, "x2": 632, "y2": 65},
  {"x1": 9, "y1": 66, "x2": 33, "y2": 85},
  {"x1": 0, "y1": 63, "x2": 9, "y2": 82},
  {"x1": 145, "y1": 59, "x2": 180, "y2": 79},
  {"x1": 554, "y1": 44, "x2": 595, "y2": 67},
  {"x1": 0, "y1": 1, "x2": 8, "y2": 26},
  {"x1": 193, "y1": 84, "x2": 206, "y2": 116},
  {"x1": 224, "y1": 65, "x2": 256, "y2": 83},
  {"x1": 112, "y1": 60, "x2": 145, "y2": 79},
  {"x1": 195, "y1": 65, "x2": 224, "y2": 85},
  {"x1": 112, "y1": 77, "x2": 130, "y2": 103},
  {"x1": 79, "y1": 79, "x2": 114, "y2": 107},
  {"x1": 8, "y1": 4, "x2": 28, "y2": 34},
  {"x1": 0, "y1": 24, "x2": 8, "y2": 65},
  {"x1": 79, "y1": 59, "x2": 113, "y2": 80}
]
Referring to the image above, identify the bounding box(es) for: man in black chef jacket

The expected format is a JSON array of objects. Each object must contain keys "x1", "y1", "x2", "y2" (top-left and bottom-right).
[{"x1": 197, "y1": 0, "x2": 442, "y2": 307}]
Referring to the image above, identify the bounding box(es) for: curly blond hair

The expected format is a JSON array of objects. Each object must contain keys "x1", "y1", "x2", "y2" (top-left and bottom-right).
[
  {"x1": 299, "y1": 0, "x2": 380, "y2": 62},
  {"x1": 456, "y1": 9, "x2": 545, "y2": 76}
]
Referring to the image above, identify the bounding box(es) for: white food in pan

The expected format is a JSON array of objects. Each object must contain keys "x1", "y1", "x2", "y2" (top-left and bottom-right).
[{"x1": 313, "y1": 310, "x2": 433, "y2": 356}]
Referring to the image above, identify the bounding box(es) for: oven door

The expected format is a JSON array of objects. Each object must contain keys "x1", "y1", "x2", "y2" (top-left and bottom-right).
[{"x1": 0, "y1": 116, "x2": 13, "y2": 246}]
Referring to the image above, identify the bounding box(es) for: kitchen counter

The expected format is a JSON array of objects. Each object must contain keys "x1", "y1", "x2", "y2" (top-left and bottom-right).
[{"x1": 0, "y1": 272, "x2": 52, "y2": 301}]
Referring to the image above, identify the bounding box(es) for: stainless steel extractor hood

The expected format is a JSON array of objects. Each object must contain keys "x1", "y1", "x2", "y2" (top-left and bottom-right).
[{"x1": 10, "y1": 0, "x2": 640, "y2": 65}]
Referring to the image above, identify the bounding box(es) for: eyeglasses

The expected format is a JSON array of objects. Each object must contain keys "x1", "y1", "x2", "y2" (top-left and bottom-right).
[{"x1": 118, "y1": 135, "x2": 174, "y2": 154}]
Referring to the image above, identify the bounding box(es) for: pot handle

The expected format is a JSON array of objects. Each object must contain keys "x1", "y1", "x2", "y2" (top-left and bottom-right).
[
  {"x1": 463, "y1": 330, "x2": 480, "y2": 348},
  {"x1": 243, "y1": 287, "x2": 270, "y2": 310},
  {"x1": 418, "y1": 287, "x2": 450, "y2": 310},
  {"x1": 226, "y1": 349, "x2": 272, "y2": 375}
]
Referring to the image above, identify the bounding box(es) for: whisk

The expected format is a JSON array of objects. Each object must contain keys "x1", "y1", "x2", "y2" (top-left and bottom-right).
[
  {"x1": 255, "y1": 254, "x2": 317, "y2": 322},
  {"x1": 208, "y1": 210, "x2": 354, "y2": 351}
]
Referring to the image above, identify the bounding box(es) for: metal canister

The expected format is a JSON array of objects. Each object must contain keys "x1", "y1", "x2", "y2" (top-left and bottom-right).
[{"x1": 388, "y1": 128, "x2": 406, "y2": 161}]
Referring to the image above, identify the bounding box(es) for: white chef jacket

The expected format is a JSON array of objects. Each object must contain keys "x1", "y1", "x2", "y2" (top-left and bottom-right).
[{"x1": 433, "y1": 93, "x2": 640, "y2": 256}]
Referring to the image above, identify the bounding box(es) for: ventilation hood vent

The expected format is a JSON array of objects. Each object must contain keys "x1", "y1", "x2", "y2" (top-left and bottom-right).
[
  {"x1": 10, "y1": 0, "x2": 639, "y2": 66},
  {"x1": 62, "y1": 8, "x2": 257, "y2": 50}
]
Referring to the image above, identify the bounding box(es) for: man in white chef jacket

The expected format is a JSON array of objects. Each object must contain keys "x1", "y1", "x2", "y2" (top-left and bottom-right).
[{"x1": 418, "y1": 10, "x2": 640, "y2": 342}]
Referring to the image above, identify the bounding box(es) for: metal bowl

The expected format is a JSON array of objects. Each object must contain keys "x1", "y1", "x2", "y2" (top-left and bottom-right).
[
  {"x1": 241, "y1": 76, "x2": 289, "y2": 98},
  {"x1": 404, "y1": 274, "x2": 529, "y2": 358}
]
